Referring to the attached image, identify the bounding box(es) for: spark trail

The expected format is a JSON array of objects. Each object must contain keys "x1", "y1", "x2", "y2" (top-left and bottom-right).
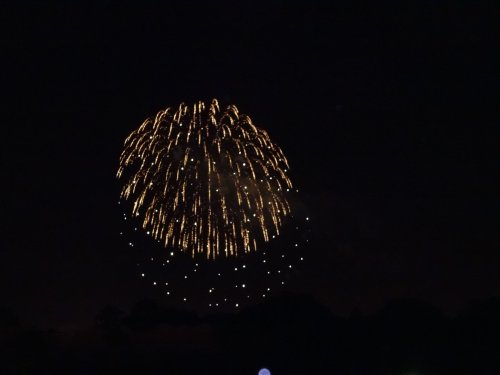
[{"x1": 117, "y1": 99, "x2": 293, "y2": 259}]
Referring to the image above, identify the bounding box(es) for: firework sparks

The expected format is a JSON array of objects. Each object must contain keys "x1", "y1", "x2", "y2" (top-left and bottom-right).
[{"x1": 117, "y1": 99, "x2": 293, "y2": 258}]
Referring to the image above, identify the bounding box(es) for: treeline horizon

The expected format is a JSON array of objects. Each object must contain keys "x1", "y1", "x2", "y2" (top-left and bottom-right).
[{"x1": 1, "y1": 293, "x2": 499, "y2": 374}]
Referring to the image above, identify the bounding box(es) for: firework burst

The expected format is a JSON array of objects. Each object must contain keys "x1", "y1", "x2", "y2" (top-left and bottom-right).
[{"x1": 117, "y1": 99, "x2": 293, "y2": 258}]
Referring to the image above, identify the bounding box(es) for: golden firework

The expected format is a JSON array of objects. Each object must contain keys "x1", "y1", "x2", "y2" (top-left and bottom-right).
[{"x1": 117, "y1": 99, "x2": 292, "y2": 258}]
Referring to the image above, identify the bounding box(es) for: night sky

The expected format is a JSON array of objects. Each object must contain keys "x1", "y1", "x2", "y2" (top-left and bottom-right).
[{"x1": 2, "y1": 2, "x2": 497, "y2": 330}]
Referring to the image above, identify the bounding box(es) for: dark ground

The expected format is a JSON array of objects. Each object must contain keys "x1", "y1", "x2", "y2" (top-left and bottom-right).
[{"x1": 1, "y1": 294, "x2": 500, "y2": 374}]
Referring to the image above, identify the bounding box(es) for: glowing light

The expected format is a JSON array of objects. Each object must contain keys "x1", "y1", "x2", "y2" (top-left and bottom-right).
[
  {"x1": 117, "y1": 99, "x2": 293, "y2": 259},
  {"x1": 258, "y1": 369, "x2": 271, "y2": 375}
]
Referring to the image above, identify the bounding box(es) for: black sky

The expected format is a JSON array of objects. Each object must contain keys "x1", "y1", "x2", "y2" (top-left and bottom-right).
[{"x1": 1, "y1": 1, "x2": 498, "y2": 329}]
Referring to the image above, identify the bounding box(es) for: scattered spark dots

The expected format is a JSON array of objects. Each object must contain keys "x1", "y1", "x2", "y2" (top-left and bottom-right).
[{"x1": 117, "y1": 100, "x2": 312, "y2": 311}]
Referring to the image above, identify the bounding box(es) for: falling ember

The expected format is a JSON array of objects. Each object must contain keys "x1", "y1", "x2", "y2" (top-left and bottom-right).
[{"x1": 117, "y1": 99, "x2": 293, "y2": 259}]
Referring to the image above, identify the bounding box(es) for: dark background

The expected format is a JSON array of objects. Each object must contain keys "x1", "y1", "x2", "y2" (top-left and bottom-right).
[{"x1": 1, "y1": 1, "x2": 498, "y2": 373}]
